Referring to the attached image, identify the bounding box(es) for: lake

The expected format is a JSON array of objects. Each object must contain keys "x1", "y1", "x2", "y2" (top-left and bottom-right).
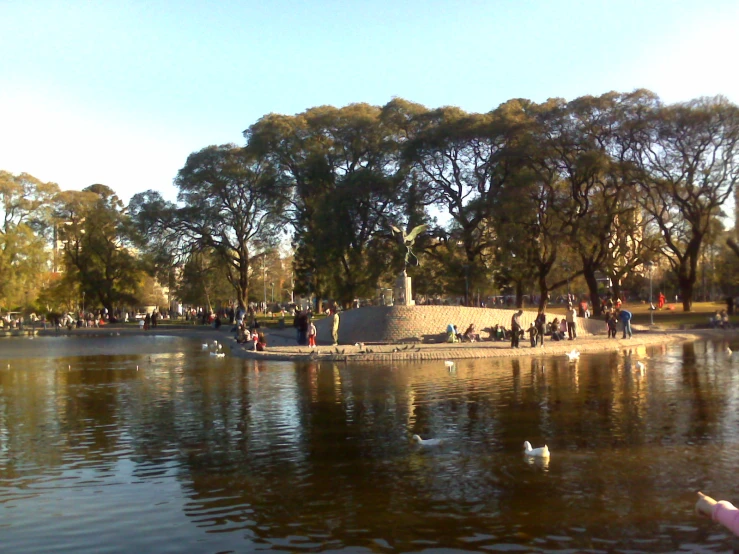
[{"x1": 0, "y1": 335, "x2": 737, "y2": 553}]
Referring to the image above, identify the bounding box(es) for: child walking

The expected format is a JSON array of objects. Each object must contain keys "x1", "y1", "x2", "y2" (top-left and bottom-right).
[{"x1": 308, "y1": 320, "x2": 317, "y2": 348}]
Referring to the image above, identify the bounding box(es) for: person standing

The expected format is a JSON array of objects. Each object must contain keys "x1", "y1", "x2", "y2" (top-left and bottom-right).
[
  {"x1": 566, "y1": 304, "x2": 578, "y2": 340},
  {"x1": 331, "y1": 310, "x2": 340, "y2": 345},
  {"x1": 511, "y1": 310, "x2": 523, "y2": 348},
  {"x1": 308, "y1": 319, "x2": 317, "y2": 348},
  {"x1": 618, "y1": 308, "x2": 633, "y2": 339},
  {"x1": 535, "y1": 310, "x2": 546, "y2": 347},
  {"x1": 606, "y1": 312, "x2": 618, "y2": 338}
]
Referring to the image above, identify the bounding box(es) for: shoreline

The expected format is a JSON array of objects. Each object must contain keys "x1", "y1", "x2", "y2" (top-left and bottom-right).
[
  {"x1": 229, "y1": 329, "x2": 736, "y2": 363},
  {"x1": 6, "y1": 326, "x2": 736, "y2": 363}
]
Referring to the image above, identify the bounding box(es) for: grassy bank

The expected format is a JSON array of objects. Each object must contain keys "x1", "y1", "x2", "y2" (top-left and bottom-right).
[{"x1": 548, "y1": 301, "x2": 732, "y2": 329}]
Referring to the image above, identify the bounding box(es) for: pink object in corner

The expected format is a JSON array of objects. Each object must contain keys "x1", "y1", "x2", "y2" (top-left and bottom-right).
[{"x1": 714, "y1": 501, "x2": 739, "y2": 537}]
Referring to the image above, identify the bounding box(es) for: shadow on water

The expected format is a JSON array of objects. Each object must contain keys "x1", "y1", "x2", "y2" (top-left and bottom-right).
[{"x1": 0, "y1": 335, "x2": 738, "y2": 552}]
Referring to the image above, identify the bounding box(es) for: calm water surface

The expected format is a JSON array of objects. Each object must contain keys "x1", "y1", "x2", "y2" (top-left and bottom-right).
[{"x1": 0, "y1": 335, "x2": 738, "y2": 553}]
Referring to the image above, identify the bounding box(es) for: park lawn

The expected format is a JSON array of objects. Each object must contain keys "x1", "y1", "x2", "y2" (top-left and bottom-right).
[
  {"x1": 627, "y1": 301, "x2": 730, "y2": 328},
  {"x1": 546, "y1": 301, "x2": 730, "y2": 329}
]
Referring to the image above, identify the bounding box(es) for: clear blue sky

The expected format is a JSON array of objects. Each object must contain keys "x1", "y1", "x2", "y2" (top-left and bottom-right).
[{"x1": 2, "y1": 0, "x2": 738, "y2": 202}]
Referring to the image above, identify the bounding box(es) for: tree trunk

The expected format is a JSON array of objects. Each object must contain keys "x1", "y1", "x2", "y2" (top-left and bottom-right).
[
  {"x1": 611, "y1": 277, "x2": 622, "y2": 305},
  {"x1": 678, "y1": 263, "x2": 695, "y2": 312},
  {"x1": 515, "y1": 280, "x2": 524, "y2": 308},
  {"x1": 537, "y1": 275, "x2": 548, "y2": 311},
  {"x1": 678, "y1": 240, "x2": 701, "y2": 312},
  {"x1": 728, "y1": 238, "x2": 739, "y2": 259},
  {"x1": 237, "y1": 261, "x2": 249, "y2": 310},
  {"x1": 583, "y1": 264, "x2": 602, "y2": 316}
]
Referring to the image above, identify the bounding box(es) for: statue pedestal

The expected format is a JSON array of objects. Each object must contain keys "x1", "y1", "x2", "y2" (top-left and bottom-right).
[{"x1": 394, "y1": 272, "x2": 415, "y2": 306}]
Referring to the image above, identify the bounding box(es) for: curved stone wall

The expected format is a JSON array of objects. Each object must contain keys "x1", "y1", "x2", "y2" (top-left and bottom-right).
[{"x1": 315, "y1": 305, "x2": 605, "y2": 345}]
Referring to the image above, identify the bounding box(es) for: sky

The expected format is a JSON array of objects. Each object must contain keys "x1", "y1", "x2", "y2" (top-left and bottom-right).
[{"x1": 2, "y1": 0, "x2": 738, "y2": 203}]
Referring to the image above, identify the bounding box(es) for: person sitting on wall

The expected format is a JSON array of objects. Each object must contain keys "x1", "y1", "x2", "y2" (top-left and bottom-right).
[
  {"x1": 237, "y1": 321, "x2": 249, "y2": 343},
  {"x1": 550, "y1": 318, "x2": 564, "y2": 341},
  {"x1": 463, "y1": 323, "x2": 480, "y2": 342},
  {"x1": 256, "y1": 331, "x2": 267, "y2": 351},
  {"x1": 710, "y1": 311, "x2": 722, "y2": 328},
  {"x1": 720, "y1": 309, "x2": 731, "y2": 329},
  {"x1": 446, "y1": 324, "x2": 459, "y2": 343}
]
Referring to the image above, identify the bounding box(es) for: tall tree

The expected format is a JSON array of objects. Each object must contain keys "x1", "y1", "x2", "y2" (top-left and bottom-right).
[
  {"x1": 131, "y1": 145, "x2": 289, "y2": 309},
  {"x1": 545, "y1": 92, "x2": 659, "y2": 313},
  {"x1": 0, "y1": 171, "x2": 58, "y2": 310},
  {"x1": 404, "y1": 105, "x2": 525, "y2": 303},
  {"x1": 246, "y1": 103, "x2": 412, "y2": 307},
  {"x1": 630, "y1": 96, "x2": 739, "y2": 311},
  {"x1": 54, "y1": 184, "x2": 141, "y2": 313}
]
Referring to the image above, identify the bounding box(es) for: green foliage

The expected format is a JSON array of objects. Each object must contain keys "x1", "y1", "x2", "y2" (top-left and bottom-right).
[
  {"x1": 54, "y1": 185, "x2": 142, "y2": 312},
  {"x1": 6, "y1": 90, "x2": 739, "y2": 314},
  {"x1": 131, "y1": 145, "x2": 289, "y2": 309},
  {"x1": 0, "y1": 171, "x2": 58, "y2": 311},
  {"x1": 246, "y1": 103, "x2": 411, "y2": 307}
]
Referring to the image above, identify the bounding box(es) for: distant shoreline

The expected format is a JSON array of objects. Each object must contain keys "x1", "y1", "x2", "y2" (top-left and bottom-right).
[
  {"x1": 1, "y1": 326, "x2": 734, "y2": 363},
  {"x1": 230, "y1": 329, "x2": 734, "y2": 363}
]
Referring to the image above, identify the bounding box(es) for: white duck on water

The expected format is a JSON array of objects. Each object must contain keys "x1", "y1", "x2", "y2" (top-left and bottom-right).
[
  {"x1": 412, "y1": 434, "x2": 443, "y2": 446},
  {"x1": 523, "y1": 441, "x2": 550, "y2": 458},
  {"x1": 565, "y1": 350, "x2": 580, "y2": 362}
]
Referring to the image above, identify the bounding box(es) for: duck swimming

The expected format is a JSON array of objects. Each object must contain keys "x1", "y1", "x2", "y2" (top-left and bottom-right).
[
  {"x1": 523, "y1": 440, "x2": 550, "y2": 458},
  {"x1": 412, "y1": 434, "x2": 443, "y2": 446}
]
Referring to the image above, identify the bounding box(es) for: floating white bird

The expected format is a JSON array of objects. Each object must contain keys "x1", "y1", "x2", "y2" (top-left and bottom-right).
[
  {"x1": 444, "y1": 360, "x2": 455, "y2": 368},
  {"x1": 635, "y1": 361, "x2": 646, "y2": 372},
  {"x1": 524, "y1": 440, "x2": 550, "y2": 458},
  {"x1": 565, "y1": 350, "x2": 580, "y2": 362},
  {"x1": 201, "y1": 343, "x2": 209, "y2": 349},
  {"x1": 212, "y1": 352, "x2": 225, "y2": 358},
  {"x1": 412, "y1": 434, "x2": 443, "y2": 446},
  {"x1": 218, "y1": 343, "x2": 223, "y2": 350}
]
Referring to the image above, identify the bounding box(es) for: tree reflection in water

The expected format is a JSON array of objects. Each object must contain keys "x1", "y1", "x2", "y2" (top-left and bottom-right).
[{"x1": 0, "y1": 336, "x2": 737, "y2": 552}]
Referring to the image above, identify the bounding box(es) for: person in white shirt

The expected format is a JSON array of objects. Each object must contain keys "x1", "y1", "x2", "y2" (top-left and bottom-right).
[{"x1": 565, "y1": 304, "x2": 578, "y2": 340}]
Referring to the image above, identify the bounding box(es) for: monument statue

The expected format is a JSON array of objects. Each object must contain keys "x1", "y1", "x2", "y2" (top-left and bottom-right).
[
  {"x1": 390, "y1": 224, "x2": 428, "y2": 270},
  {"x1": 390, "y1": 224, "x2": 427, "y2": 306}
]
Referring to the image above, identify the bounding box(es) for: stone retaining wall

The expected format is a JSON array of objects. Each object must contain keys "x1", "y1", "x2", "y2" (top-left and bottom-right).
[{"x1": 315, "y1": 305, "x2": 605, "y2": 345}]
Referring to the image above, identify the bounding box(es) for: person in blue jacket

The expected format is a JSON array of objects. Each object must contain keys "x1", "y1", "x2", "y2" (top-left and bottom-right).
[{"x1": 617, "y1": 308, "x2": 633, "y2": 339}]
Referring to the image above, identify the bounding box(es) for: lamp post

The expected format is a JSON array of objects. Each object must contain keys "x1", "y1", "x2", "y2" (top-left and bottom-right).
[
  {"x1": 648, "y1": 263, "x2": 654, "y2": 326},
  {"x1": 270, "y1": 282, "x2": 274, "y2": 304},
  {"x1": 82, "y1": 291, "x2": 85, "y2": 315},
  {"x1": 262, "y1": 254, "x2": 267, "y2": 313},
  {"x1": 463, "y1": 264, "x2": 469, "y2": 306}
]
